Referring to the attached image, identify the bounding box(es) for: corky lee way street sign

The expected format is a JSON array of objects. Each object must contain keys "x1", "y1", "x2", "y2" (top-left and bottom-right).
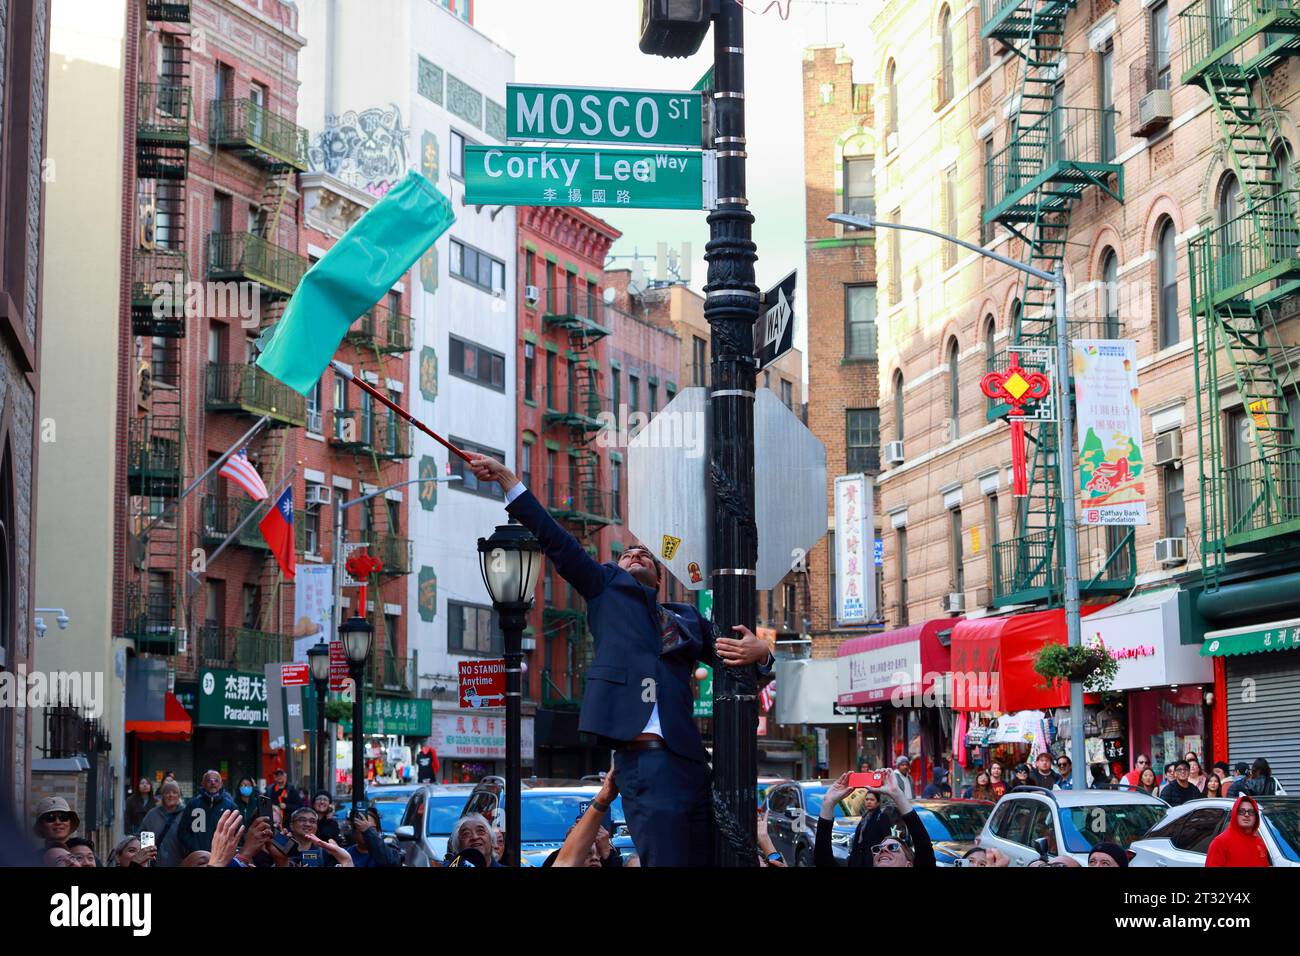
[
  {"x1": 464, "y1": 145, "x2": 714, "y2": 210},
  {"x1": 507, "y1": 83, "x2": 705, "y2": 148}
]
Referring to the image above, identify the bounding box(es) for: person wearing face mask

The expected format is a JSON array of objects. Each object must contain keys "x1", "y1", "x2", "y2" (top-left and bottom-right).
[
  {"x1": 176, "y1": 769, "x2": 236, "y2": 861},
  {"x1": 140, "y1": 780, "x2": 185, "y2": 867},
  {"x1": 233, "y1": 777, "x2": 260, "y2": 831}
]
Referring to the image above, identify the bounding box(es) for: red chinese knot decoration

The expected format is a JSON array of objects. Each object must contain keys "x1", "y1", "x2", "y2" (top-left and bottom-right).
[
  {"x1": 346, "y1": 551, "x2": 384, "y2": 611},
  {"x1": 980, "y1": 353, "x2": 1051, "y2": 497}
]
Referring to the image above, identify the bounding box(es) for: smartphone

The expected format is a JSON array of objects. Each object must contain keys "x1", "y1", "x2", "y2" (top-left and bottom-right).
[
  {"x1": 846, "y1": 770, "x2": 888, "y2": 789},
  {"x1": 138, "y1": 831, "x2": 155, "y2": 849}
]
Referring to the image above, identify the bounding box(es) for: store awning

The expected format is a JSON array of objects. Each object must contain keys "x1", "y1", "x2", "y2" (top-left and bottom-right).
[
  {"x1": 1202, "y1": 617, "x2": 1300, "y2": 657},
  {"x1": 835, "y1": 619, "x2": 954, "y2": 707},
  {"x1": 1085, "y1": 589, "x2": 1210, "y2": 689},
  {"x1": 125, "y1": 692, "x2": 193, "y2": 740},
  {"x1": 950, "y1": 606, "x2": 1106, "y2": 713}
]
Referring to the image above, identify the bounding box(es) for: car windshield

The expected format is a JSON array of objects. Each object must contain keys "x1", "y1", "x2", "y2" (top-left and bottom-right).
[
  {"x1": 426, "y1": 794, "x2": 472, "y2": 837},
  {"x1": 801, "y1": 786, "x2": 847, "y2": 819},
  {"x1": 916, "y1": 803, "x2": 991, "y2": 842},
  {"x1": 369, "y1": 799, "x2": 408, "y2": 833},
  {"x1": 1259, "y1": 804, "x2": 1300, "y2": 863},
  {"x1": 520, "y1": 794, "x2": 626, "y2": 843},
  {"x1": 1060, "y1": 804, "x2": 1167, "y2": 853}
]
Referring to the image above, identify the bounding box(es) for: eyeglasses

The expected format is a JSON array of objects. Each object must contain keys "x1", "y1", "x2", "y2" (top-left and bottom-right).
[
  {"x1": 1137, "y1": 759, "x2": 1149, "y2": 765},
  {"x1": 871, "y1": 840, "x2": 905, "y2": 856},
  {"x1": 1237, "y1": 807, "x2": 1257, "y2": 817},
  {"x1": 42, "y1": 812, "x2": 73, "y2": 823}
]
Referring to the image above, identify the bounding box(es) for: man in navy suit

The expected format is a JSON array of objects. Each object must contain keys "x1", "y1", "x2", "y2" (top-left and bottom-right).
[{"x1": 468, "y1": 453, "x2": 773, "y2": 866}]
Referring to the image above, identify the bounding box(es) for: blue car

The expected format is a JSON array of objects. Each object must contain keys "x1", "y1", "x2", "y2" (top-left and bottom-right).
[{"x1": 458, "y1": 784, "x2": 634, "y2": 866}]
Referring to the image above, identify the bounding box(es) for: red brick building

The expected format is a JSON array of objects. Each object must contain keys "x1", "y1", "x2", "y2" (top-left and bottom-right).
[
  {"x1": 515, "y1": 206, "x2": 622, "y2": 777},
  {"x1": 122, "y1": 0, "x2": 413, "y2": 792}
]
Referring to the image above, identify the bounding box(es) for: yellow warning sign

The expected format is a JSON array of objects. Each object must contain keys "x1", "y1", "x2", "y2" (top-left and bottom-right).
[{"x1": 661, "y1": 535, "x2": 682, "y2": 560}]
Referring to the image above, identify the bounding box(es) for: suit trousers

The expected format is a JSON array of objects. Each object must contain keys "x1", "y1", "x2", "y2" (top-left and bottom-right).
[{"x1": 614, "y1": 747, "x2": 713, "y2": 867}]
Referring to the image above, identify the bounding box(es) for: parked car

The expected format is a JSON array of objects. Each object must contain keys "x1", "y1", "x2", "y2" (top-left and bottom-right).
[
  {"x1": 977, "y1": 786, "x2": 1168, "y2": 865},
  {"x1": 764, "y1": 779, "x2": 851, "y2": 866},
  {"x1": 393, "y1": 784, "x2": 477, "y2": 866},
  {"x1": 338, "y1": 783, "x2": 425, "y2": 836},
  {"x1": 455, "y1": 783, "x2": 635, "y2": 867},
  {"x1": 906, "y1": 799, "x2": 994, "y2": 866},
  {"x1": 1129, "y1": 797, "x2": 1300, "y2": 867}
]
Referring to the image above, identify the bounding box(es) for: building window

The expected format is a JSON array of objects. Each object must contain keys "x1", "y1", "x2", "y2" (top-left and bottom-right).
[
  {"x1": 545, "y1": 263, "x2": 556, "y2": 312},
  {"x1": 524, "y1": 248, "x2": 535, "y2": 291},
  {"x1": 449, "y1": 336, "x2": 506, "y2": 391},
  {"x1": 893, "y1": 371, "x2": 905, "y2": 443},
  {"x1": 950, "y1": 507, "x2": 965, "y2": 593},
  {"x1": 846, "y1": 409, "x2": 880, "y2": 474},
  {"x1": 844, "y1": 155, "x2": 875, "y2": 223},
  {"x1": 611, "y1": 459, "x2": 622, "y2": 520},
  {"x1": 242, "y1": 584, "x2": 259, "y2": 629},
  {"x1": 546, "y1": 350, "x2": 557, "y2": 409},
  {"x1": 948, "y1": 339, "x2": 961, "y2": 440},
  {"x1": 302, "y1": 498, "x2": 321, "y2": 555},
  {"x1": 524, "y1": 342, "x2": 535, "y2": 402},
  {"x1": 1157, "y1": 219, "x2": 1179, "y2": 349},
  {"x1": 885, "y1": 60, "x2": 899, "y2": 141},
  {"x1": 449, "y1": 437, "x2": 506, "y2": 499},
  {"x1": 611, "y1": 366, "x2": 621, "y2": 413},
  {"x1": 976, "y1": 1, "x2": 990, "y2": 73},
  {"x1": 845, "y1": 284, "x2": 878, "y2": 359},
  {"x1": 628, "y1": 374, "x2": 640, "y2": 413},
  {"x1": 692, "y1": 336, "x2": 708, "y2": 386},
  {"x1": 1152, "y1": 2, "x2": 1171, "y2": 90},
  {"x1": 521, "y1": 438, "x2": 534, "y2": 489},
  {"x1": 567, "y1": 358, "x2": 579, "y2": 412},
  {"x1": 546, "y1": 449, "x2": 557, "y2": 506},
  {"x1": 943, "y1": 165, "x2": 958, "y2": 266},
  {"x1": 1099, "y1": 41, "x2": 1115, "y2": 162},
  {"x1": 1102, "y1": 250, "x2": 1120, "y2": 338},
  {"x1": 887, "y1": 215, "x2": 901, "y2": 303},
  {"x1": 448, "y1": 601, "x2": 504, "y2": 655},
  {"x1": 780, "y1": 379, "x2": 793, "y2": 410},
  {"x1": 938, "y1": 7, "x2": 955, "y2": 108},
  {"x1": 1164, "y1": 465, "x2": 1187, "y2": 539},
  {"x1": 896, "y1": 527, "x2": 909, "y2": 626},
  {"x1": 450, "y1": 129, "x2": 469, "y2": 180},
  {"x1": 648, "y1": 381, "x2": 658, "y2": 413},
  {"x1": 449, "y1": 238, "x2": 506, "y2": 294},
  {"x1": 982, "y1": 136, "x2": 995, "y2": 244}
]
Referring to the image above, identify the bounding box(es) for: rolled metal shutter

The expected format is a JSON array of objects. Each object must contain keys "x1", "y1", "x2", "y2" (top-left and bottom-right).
[{"x1": 1225, "y1": 653, "x2": 1300, "y2": 793}]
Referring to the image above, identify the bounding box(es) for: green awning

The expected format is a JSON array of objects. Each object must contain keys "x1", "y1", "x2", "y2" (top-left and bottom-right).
[{"x1": 1201, "y1": 618, "x2": 1300, "y2": 657}]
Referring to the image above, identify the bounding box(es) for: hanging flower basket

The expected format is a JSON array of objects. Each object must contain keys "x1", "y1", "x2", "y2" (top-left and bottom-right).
[{"x1": 1033, "y1": 642, "x2": 1119, "y2": 693}]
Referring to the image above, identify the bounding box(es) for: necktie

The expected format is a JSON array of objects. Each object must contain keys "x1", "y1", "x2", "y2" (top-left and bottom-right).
[{"x1": 659, "y1": 606, "x2": 687, "y2": 655}]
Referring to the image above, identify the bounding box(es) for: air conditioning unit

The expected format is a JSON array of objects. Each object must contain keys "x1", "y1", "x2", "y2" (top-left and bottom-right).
[
  {"x1": 1155, "y1": 537, "x2": 1187, "y2": 567},
  {"x1": 885, "y1": 440, "x2": 905, "y2": 465},
  {"x1": 306, "y1": 410, "x2": 323, "y2": 434},
  {"x1": 305, "y1": 484, "x2": 332, "y2": 507},
  {"x1": 1154, "y1": 429, "x2": 1183, "y2": 467},
  {"x1": 524, "y1": 285, "x2": 540, "y2": 306},
  {"x1": 942, "y1": 592, "x2": 966, "y2": 614},
  {"x1": 975, "y1": 586, "x2": 993, "y2": 608},
  {"x1": 1135, "y1": 89, "x2": 1173, "y2": 138}
]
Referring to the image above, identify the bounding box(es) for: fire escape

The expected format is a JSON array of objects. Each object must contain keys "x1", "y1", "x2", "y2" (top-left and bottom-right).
[
  {"x1": 981, "y1": 0, "x2": 1133, "y2": 606},
  {"x1": 1186, "y1": 1, "x2": 1300, "y2": 588},
  {"x1": 123, "y1": 1, "x2": 192, "y2": 654}
]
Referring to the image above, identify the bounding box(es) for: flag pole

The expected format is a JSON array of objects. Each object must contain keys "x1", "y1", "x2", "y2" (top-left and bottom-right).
[{"x1": 329, "y1": 360, "x2": 473, "y2": 464}]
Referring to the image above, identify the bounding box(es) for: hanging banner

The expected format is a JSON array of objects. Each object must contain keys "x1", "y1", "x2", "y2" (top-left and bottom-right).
[
  {"x1": 1073, "y1": 339, "x2": 1147, "y2": 525},
  {"x1": 834, "y1": 474, "x2": 875, "y2": 625},
  {"x1": 292, "y1": 565, "x2": 334, "y2": 663}
]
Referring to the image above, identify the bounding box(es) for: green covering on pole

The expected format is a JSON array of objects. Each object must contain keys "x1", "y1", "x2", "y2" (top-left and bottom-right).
[{"x1": 257, "y1": 171, "x2": 455, "y2": 394}]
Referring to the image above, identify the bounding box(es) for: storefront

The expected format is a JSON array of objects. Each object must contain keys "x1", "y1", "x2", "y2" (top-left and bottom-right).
[
  {"x1": 772, "y1": 657, "x2": 856, "y2": 778},
  {"x1": 835, "y1": 619, "x2": 954, "y2": 790},
  {"x1": 1201, "y1": 618, "x2": 1300, "y2": 791},
  {"x1": 189, "y1": 668, "x2": 272, "y2": 791},
  {"x1": 336, "y1": 695, "x2": 435, "y2": 785},
  {"x1": 427, "y1": 710, "x2": 535, "y2": 783}
]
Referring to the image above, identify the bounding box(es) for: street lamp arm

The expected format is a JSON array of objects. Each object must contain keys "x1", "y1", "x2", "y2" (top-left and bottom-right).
[{"x1": 827, "y1": 213, "x2": 1058, "y2": 283}]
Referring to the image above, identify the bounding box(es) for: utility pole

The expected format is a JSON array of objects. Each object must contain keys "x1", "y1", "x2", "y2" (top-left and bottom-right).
[{"x1": 703, "y1": 1, "x2": 761, "y2": 866}]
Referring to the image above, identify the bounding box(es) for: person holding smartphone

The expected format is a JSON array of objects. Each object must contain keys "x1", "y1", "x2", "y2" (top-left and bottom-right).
[{"x1": 814, "y1": 770, "x2": 935, "y2": 868}]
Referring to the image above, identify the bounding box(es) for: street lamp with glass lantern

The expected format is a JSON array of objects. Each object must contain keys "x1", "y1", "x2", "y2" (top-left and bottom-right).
[
  {"x1": 829, "y1": 211, "x2": 1087, "y2": 793},
  {"x1": 307, "y1": 640, "x2": 331, "y2": 794},
  {"x1": 476, "y1": 522, "x2": 543, "y2": 867},
  {"x1": 340, "y1": 611, "x2": 374, "y2": 813}
]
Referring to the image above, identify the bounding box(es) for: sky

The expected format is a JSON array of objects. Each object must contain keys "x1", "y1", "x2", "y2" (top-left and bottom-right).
[{"x1": 474, "y1": 0, "x2": 880, "y2": 370}]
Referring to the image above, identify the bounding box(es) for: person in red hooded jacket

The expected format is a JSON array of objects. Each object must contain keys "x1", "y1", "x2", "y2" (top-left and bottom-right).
[{"x1": 1205, "y1": 794, "x2": 1271, "y2": 867}]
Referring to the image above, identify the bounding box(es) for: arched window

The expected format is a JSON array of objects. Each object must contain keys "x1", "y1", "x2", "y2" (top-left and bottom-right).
[
  {"x1": 1273, "y1": 140, "x2": 1298, "y2": 258},
  {"x1": 1010, "y1": 297, "x2": 1022, "y2": 338},
  {"x1": 1102, "y1": 249, "x2": 1120, "y2": 338},
  {"x1": 1217, "y1": 173, "x2": 1241, "y2": 227},
  {"x1": 938, "y1": 8, "x2": 955, "y2": 108},
  {"x1": 886, "y1": 60, "x2": 899, "y2": 139},
  {"x1": 1157, "y1": 219, "x2": 1179, "y2": 349},
  {"x1": 983, "y1": 315, "x2": 996, "y2": 368},
  {"x1": 893, "y1": 370, "x2": 905, "y2": 443},
  {"x1": 948, "y1": 338, "x2": 961, "y2": 439}
]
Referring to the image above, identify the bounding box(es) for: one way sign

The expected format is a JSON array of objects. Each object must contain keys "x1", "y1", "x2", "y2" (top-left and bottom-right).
[{"x1": 756, "y1": 270, "x2": 796, "y2": 370}]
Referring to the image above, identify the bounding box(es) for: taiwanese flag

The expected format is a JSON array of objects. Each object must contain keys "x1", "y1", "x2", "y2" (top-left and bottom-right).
[{"x1": 258, "y1": 486, "x2": 296, "y2": 581}]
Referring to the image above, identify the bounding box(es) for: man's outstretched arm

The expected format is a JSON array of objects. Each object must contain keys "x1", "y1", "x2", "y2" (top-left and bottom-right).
[{"x1": 468, "y1": 453, "x2": 609, "y2": 600}]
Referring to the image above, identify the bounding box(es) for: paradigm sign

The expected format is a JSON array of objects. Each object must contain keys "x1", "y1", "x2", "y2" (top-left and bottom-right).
[
  {"x1": 464, "y1": 145, "x2": 712, "y2": 210},
  {"x1": 507, "y1": 83, "x2": 704, "y2": 148}
]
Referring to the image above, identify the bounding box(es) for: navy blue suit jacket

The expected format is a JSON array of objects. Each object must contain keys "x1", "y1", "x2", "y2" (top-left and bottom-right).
[{"x1": 507, "y1": 488, "x2": 745, "y2": 764}]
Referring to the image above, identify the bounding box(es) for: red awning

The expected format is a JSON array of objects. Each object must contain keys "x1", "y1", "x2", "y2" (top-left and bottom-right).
[
  {"x1": 126, "y1": 692, "x2": 193, "y2": 741},
  {"x1": 950, "y1": 606, "x2": 1104, "y2": 712},
  {"x1": 836, "y1": 618, "x2": 955, "y2": 706}
]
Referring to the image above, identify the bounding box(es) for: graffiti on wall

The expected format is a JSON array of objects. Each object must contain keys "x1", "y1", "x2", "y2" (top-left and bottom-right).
[{"x1": 308, "y1": 104, "x2": 410, "y2": 197}]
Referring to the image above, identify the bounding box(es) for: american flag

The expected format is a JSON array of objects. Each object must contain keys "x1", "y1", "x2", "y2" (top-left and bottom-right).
[
  {"x1": 218, "y1": 447, "x2": 269, "y2": 501},
  {"x1": 760, "y1": 679, "x2": 776, "y2": 714}
]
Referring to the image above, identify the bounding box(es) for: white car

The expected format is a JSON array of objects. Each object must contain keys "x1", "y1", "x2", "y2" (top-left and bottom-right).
[
  {"x1": 976, "y1": 786, "x2": 1168, "y2": 865},
  {"x1": 1129, "y1": 797, "x2": 1300, "y2": 867}
]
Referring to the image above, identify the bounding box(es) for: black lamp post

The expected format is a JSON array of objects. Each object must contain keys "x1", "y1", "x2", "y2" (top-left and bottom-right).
[
  {"x1": 307, "y1": 641, "x2": 331, "y2": 794},
  {"x1": 340, "y1": 616, "x2": 373, "y2": 813},
  {"x1": 477, "y1": 523, "x2": 542, "y2": 868}
]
